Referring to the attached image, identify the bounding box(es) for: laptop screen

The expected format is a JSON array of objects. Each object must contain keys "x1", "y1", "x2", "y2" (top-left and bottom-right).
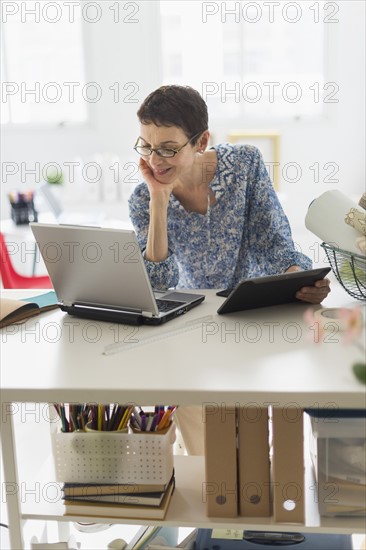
[{"x1": 30, "y1": 223, "x2": 159, "y2": 315}]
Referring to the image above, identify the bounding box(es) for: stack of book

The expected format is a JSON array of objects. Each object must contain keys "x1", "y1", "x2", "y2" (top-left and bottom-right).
[{"x1": 62, "y1": 473, "x2": 175, "y2": 520}]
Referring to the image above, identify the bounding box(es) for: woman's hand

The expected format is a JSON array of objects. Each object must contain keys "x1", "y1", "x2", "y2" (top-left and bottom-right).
[
  {"x1": 139, "y1": 158, "x2": 175, "y2": 205},
  {"x1": 286, "y1": 265, "x2": 331, "y2": 304},
  {"x1": 296, "y1": 277, "x2": 331, "y2": 304},
  {"x1": 139, "y1": 158, "x2": 173, "y2": 263}
]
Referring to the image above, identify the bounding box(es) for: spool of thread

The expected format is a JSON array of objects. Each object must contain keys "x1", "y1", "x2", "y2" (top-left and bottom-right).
[{"x1": 313, "y1": 307, "x2": 363, "y2": 332}]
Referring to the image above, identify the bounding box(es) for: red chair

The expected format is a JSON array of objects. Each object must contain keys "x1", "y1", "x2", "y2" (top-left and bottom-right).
[{"x1": 0, "y1": 232, "x2": 53, "y2": 289}]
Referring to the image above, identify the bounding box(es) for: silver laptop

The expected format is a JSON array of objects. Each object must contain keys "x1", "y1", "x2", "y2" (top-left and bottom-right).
[
  {"x1": 39, "y1": 184, "x2": 104, "y2": 226},
  {"x1": 30, "y1": 223, "x2": 205, "y2": 325}
]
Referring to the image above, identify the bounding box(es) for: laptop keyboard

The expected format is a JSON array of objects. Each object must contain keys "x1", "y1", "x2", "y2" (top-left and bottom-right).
[{"x1": 156, "y1": 299, "x2": 185, "y2": 313}]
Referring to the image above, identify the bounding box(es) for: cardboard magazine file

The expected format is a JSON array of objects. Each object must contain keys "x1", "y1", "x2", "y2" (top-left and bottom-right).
[
  {"x1": 237, "y1": 406, "x2": 271, "y2": 517},
  {"x1": 203, "y1": 405, "x2": 238, "y2": 518},
  {"x1": 271, "y1": 407, "x2": 305, "y2": 523}
]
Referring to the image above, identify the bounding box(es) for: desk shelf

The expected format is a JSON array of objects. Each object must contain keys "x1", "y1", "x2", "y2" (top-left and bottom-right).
[{"x1": 20, "y1": 456, "x2": 366, "y2": 535}]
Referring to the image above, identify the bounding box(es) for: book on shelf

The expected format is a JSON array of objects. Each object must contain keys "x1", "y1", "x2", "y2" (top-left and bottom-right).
[
  {"x1": 321, "y1": 503, "x2": 366, "y2": 515},
  {"x1": 317, "y1": 470, "x2": 366, "y2": 516},
  {"x1": 319, "y1": 475, "x2": 366, "y2": 503},
  {"x1": 63, "y1": 487, "x2": 169, "y2": 507},
  {"x1": 64, "y1": 475, "x2": 175, "y2": 520},
  {"x1": 125, "y1": 526, "x2": 157, "y2": 549},
  {"x1": 62, "y1": 476, "x2": 173, "y2": 498},
  {"x1": 320, "y1": 465, "x2": 366, "y2": 486},
  {"x1": 146, "y1": 528, "x2": 197, "y2": 549},
  {"x1": 0, "y1": 291, "x2": 58, "y2": 328},
  {"x1": 126, "y1": 525, "x2": 152, "y2": 550},
  {"x1": 127, "y1": 526, "x2": 177, "y2": 549}
]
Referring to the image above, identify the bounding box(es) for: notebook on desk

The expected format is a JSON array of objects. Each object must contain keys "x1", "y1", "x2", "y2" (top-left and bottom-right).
[{"x1": 30, "y1": 223, "x2": 205, "y2": 325}]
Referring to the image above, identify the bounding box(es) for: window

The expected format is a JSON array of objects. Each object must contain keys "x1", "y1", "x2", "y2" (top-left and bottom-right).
[
  {"x1": 1, "y1": 2, "x2": 87, "y2": 125},
  {"x1": 160, "y1": 1, "x2": 329, "y2": 120}
]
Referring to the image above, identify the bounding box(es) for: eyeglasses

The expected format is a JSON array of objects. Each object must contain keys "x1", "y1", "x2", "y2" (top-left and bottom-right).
[{"x1": 133, "y1": 131, "x2": 203, "y2": 158}]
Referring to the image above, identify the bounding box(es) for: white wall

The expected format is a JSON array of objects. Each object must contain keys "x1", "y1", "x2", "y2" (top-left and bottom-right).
[
  {"x1": 2, "y1": 0, "x2": 365, "y2": 238},
  {"x1": 1, "y1": 2, "x2": 162, "y2": 219},
  {"x1": 211, "y1": 2, "x2": 365, "y2": 233}
]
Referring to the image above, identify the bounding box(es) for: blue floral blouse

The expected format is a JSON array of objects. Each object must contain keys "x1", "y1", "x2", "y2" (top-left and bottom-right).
[{"x1": 128, "y1": 144, "x2": 312, "y2": 290}]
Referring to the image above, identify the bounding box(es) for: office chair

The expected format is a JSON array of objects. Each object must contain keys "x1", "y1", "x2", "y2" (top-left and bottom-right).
[{"x1": 0, "y1": 232, "x2": 53, "y2": 289}]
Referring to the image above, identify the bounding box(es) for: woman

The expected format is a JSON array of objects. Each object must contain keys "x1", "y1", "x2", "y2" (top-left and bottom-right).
[
  {"x1": 128, "y1": 85, "x2": 331, "y2": 454},
  {"x1": 129, "y1": 84, "x2": 330, "y2": 303}
]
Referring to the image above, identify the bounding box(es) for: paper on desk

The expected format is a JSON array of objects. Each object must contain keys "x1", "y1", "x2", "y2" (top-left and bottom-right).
[{"x1": 305, "y1": 190, "x2": 365, "y2": 255}]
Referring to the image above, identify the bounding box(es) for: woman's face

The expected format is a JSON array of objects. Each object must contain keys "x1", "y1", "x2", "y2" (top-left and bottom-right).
[{"x1": 138, "y1": 123, "x2": 200, "y2": 184}]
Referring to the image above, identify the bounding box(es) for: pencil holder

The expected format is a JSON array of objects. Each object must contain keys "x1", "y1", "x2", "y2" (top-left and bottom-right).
[
  {"x1": 50, "y1": 421, "x2": 175, "y2": 485},
  {"x1": 10, "y1": 201, "x2": 38, "y2": 225}
]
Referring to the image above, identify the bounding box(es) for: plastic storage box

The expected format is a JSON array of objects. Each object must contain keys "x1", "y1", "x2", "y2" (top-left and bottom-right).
[{"x1": 306, "y1": 409, "x2": 366, "y2": 517}]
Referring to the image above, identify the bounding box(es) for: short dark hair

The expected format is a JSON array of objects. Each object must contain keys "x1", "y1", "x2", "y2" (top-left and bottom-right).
[{"x1": 137, "y1": 85, "x2": 208, "y2": 145}]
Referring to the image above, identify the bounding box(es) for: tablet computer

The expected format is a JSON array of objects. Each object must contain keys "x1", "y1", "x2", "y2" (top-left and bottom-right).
[{"x1": 217, "y1": 267, "x2": 331, "y2": 314}]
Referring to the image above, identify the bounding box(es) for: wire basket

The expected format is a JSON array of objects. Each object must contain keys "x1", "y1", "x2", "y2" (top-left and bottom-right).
[{"x1": 321, "y1": 243, "x2": 366, "y2": 301}]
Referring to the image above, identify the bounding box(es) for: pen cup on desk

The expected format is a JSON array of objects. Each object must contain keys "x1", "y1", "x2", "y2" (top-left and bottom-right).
[{"x1": 8, "y1": 191, "x2": 38, "y2": 225}]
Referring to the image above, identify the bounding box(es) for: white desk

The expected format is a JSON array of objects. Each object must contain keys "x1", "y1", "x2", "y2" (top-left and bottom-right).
[{"x1": 1, "y1": 286, "x2": 365, "y2": 548}]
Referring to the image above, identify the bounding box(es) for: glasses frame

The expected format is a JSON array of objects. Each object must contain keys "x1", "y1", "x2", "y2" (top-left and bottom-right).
[{"x1": 133, "y1": 131, "x2": 204, "y2": 158}]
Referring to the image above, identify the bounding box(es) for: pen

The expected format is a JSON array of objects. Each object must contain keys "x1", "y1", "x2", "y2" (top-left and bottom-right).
[
  {"x1": 146, "y1": 414, "x2": 154, "y2": 432},
  {"x1": 117, "y1": 406, "x2": 129, "y2": 431},
  {"x1": 140, "y1": 414, "x2": 147, "y2": 431},
  {"x1": 133, "y1": 406, "x2": 142, "y2": 426},
  {"x1": 123, "y1": 406, "x2": 133, "y2": 429},
  {"x1": 157, "y1": 408, "x2": 170, "y2": 431},
  {"x1": 79, "y1": 413, "x2": 86, "y2": 431},
  {"x1": 150, "y1": 413, "x2": 159, "y2": 432}
]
